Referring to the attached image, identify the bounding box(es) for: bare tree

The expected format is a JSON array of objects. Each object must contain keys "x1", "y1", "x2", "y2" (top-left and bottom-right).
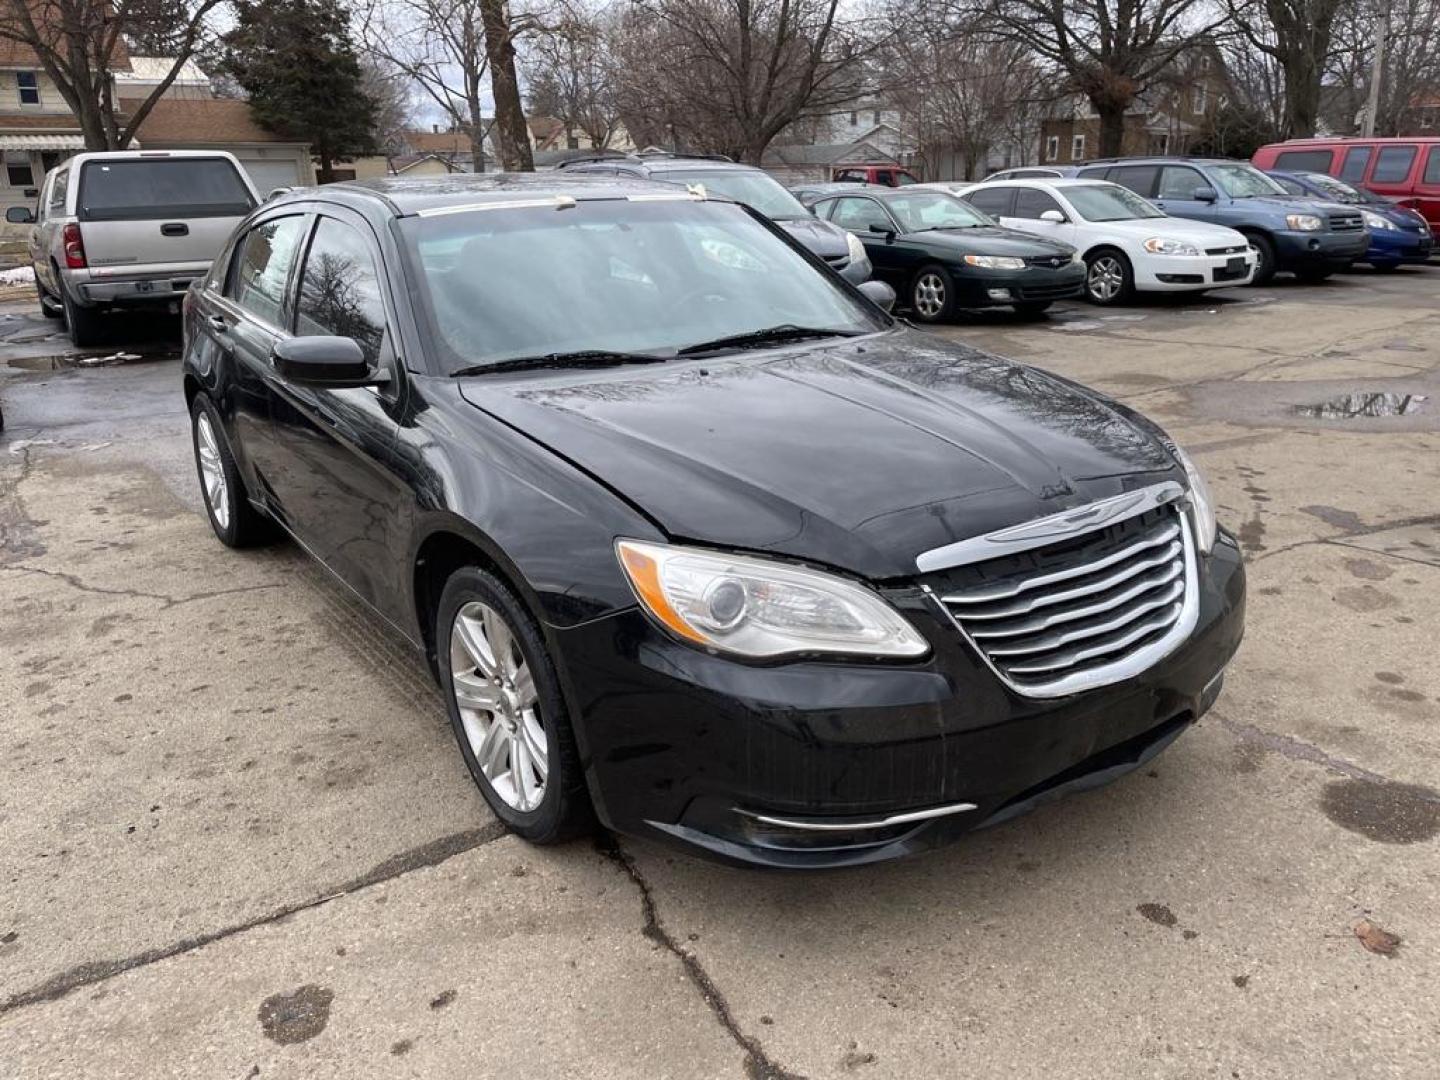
[
  {"x1": 0, "y1": 0, "x2": 225, "y2": 150},
  {"x1": 1223, "y1": 0, "x2": 1347, "y2": 138},
  {"x1": 526, "y1": 6, "x2": 623, "y2": 148},
  {"x1": 361, "y1": 0, "x2": 542, "y2": 170},
  {"x1": 973, "y1": 0, "x2": 1225, "y2": 156},
  {"x1": 610, "y1": 0, "x2": 874, "y2": 163},
  {"x1": 359, "y1": 55, "x2": 415, "y2": 163}
]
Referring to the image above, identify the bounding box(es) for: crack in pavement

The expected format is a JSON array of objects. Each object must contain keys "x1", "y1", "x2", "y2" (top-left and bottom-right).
[
  {"x1": 1248, "y1": 511, "x2": 1440, "y2": 566},
  {"x1": 597, "y1": 835, "x2": 806, "y2": 1080},
  {"x1": 0, "y1": 823, "x2": 506, "y2": 1016},
  {"x1": 1213, "y1": 712, "x2": 1440, "y2": 803},
  {"x1": 0, "y1": 563, "x2": 288, "y2": 609}
]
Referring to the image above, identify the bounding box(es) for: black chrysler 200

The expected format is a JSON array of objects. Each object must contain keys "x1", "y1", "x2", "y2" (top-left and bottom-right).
[
  {"x1": 807, "y1": 187, "x2": 1086, "y2": 322},
  {"x1": 183, "y1": 175, "x2": 1244, "y2": 869}
]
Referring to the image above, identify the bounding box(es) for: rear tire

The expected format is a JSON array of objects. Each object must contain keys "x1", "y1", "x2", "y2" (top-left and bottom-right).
[
  {"x1": 189, "y1": 394, "x2": 277, "y2": 548},
  {"x1": 438, "y1": 567, "x2": 593, "y2": 844},
  {"x1": 909, "y1": 264, "x2": 956, "y2": 323},
  {"x1": 1245, "y1": 234, "x2": 1276, "y2": 285},
  {"x1": 1084, "y1": 248, "x2": 1133, "y2": 305},
  {"x1": 61, "y1": 288, "x2": 105, "y2": 347}
]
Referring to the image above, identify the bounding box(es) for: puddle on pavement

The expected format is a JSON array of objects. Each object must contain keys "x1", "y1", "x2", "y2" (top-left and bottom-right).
[
  {"x1": 6, "y1": 350, "x2": 173, "y2": 371},
  {"x1": 1293, "y1": 392, "x2": 1429, "y2": 420}
]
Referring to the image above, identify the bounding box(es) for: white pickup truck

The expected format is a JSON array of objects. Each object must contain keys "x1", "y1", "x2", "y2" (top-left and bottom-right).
[{"x1": 6, "y1": 150, "x2": 260, "y2": 346}]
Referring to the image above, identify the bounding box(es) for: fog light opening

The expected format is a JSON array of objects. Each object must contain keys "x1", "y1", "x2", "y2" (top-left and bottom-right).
[{"x1": 987, "y1": 287, "x2": 1012, "y2": 300}]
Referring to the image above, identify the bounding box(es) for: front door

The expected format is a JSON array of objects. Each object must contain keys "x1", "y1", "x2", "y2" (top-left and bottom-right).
[
  {"x1": 1153, "y1": 165, "x2": 1219, "y2": 224},
  {"x1": 265, "y1": 210, "x2": 412, "y2": 624},
  {"x1": 825, "y1": 196, "x2": 907, "y2": 289}
]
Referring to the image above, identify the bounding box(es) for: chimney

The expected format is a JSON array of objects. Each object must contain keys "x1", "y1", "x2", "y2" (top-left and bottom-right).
[{"x1": 432, "y1": 124, "x2": 440, "y2": 134}]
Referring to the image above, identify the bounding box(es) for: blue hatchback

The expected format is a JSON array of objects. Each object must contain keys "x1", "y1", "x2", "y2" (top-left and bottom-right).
[{"x1": 1267, "y1": 170, "x2": 1433, "y2": 269}]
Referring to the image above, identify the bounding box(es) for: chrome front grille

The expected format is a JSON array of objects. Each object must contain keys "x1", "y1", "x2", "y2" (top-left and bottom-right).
[
  {"x1": 1329, "y1": 211, "x2": 1364, "y2": 232},
  {"x1": 1205, "y1": 244, "x2": 1247, "y2": 255},
  {"x1": 921, "y1": 486, "x2": 1199, "y2": 698}
]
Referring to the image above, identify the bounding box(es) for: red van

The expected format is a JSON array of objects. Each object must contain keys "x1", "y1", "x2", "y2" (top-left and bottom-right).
[
  {"x1": 1252, "y1": 137, "x2": 1440, "y2": 228},
  {"x1": 832, "y1": 164, "x2": 920, "y2": 187}
]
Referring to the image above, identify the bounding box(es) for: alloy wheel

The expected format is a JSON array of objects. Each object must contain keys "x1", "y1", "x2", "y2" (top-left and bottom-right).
[
  {"x1": 195, "y1": 413, "x2": 230, "y2": 530},
  {"x1": 1087, "y1": 256, "x2": 1123, "y2": 303},
  {"x1": 913, "y1": 273, "x2": 946, "y2": 318},
  {"x1": 450, "y1": 600, "x2": 548, "y2": 812}
]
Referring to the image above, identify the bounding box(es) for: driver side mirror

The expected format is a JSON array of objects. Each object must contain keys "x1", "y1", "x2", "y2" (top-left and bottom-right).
[
  {"x1": 271, "y1": 336, "x2": 388, "y2": 387},
  {"x1": 1193, "y1": 186, "x2": 1217, "y2": 203},
  {"x1": 5, "y1": 206, "x2": 35, "y2": 224},
  {"x1": 867, "y1": 222, "x2": 895, "y2": 239},
  {"x1": 857, "y1": 279, "x2": 896, "y2": 312},
  {"x1": 1039, "y1": 209, "x2": 1067, "y2": 223}
]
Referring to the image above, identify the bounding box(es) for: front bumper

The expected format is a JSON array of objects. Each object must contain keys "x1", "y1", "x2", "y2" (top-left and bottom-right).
[
  {"x1": 1364, "y1": 229, "x2": 1432, "y2": 266},
  {"x1": 1133, "y1": 250, "x2": 1256, "y2": 291},
  {"x1": 1273, "y1": 229, "x2": 1369, "y2": 268},
  {"x1": 952, "y1": 263, "x2": 1086, "y2": 307},
  {"x1": 554, "y1": 531, "x2": 1245, "y2": 868}
]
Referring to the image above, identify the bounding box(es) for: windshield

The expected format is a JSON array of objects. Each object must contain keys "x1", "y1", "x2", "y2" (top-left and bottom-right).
[
  {"x1": 664, "y1": 169, "x2": 810, "y2": 220},
  {"x1": 1298, "y1": 172, "x2": 1366, "y2": 203},
  {"x1": 1209, "y1": 163, "x2": 1287, "y2": 198},
  {"x1": 401, "y1": 198, "x2": 881, "y2": 373},
  {"x1": 884, "y1": 192, "x2": 992, "y2": 231},
  {"x1": 1065, "y1": 184, "x2": 1166, "y2": 222}
]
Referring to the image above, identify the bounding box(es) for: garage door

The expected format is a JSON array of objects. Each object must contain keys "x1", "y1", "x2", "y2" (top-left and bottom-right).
[{"x1": 241, "y1": 159, "x2": 302, "y2": 197}]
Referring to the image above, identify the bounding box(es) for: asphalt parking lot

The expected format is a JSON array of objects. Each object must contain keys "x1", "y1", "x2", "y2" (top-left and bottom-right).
[{"x1": 2, "y1": 269, "x2": 1438, "y2": 1079}]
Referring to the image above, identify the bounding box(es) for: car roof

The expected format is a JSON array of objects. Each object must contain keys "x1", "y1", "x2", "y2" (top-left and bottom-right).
[
  {"x1": 966, "y1": 178, "x2": 1116, "y2": 189},
  {"x1": 265, "y1": 172, "x2": 724, "y2": 217}
]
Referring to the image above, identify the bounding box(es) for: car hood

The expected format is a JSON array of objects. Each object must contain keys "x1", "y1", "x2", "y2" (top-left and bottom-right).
[
  {"x1": 775, "y1": 215, "x2": 850, "y2": 259},
  {"x1": 458, "y1": 329, "x2": 1180, "y2": 579},
  {"x1": 907, "y1": 226, "x2": 1076, "y2": 257},
  {"x1": 1252, "y1": 194, "x2": 1356, "y2": 217},
  {"x1": 1091, "y1": 217, "x2": 1249, "y2": 245}
]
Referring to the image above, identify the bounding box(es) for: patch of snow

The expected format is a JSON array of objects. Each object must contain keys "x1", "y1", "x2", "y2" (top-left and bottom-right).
[{"x1": 0, "y1": 265, "x2": 35, "y2": 286}]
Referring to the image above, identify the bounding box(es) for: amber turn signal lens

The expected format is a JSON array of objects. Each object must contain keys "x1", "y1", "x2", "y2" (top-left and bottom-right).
[{"x1": 617, "y1": 541, "x2": 709, "y2": 645}]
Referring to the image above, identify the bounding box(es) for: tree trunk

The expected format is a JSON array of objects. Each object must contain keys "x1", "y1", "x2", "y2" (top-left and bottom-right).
[
  {"x1": 479, "y1": 0, "x2": 533, "y2": 171},
  {"x1": 1282, "y1": 48, "x2": 1322, "y2": 139},
  {"x1": 1097, "y1": 106, "x2": 1126, "y2": 157},
  {"x1": 317, "y1": 149, "x2": 334, "y2": 184}
]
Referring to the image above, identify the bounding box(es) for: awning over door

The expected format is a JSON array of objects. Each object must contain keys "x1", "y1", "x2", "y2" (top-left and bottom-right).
[{"x1": 0, "y1": 134, "x2": 87, "y2": 151}]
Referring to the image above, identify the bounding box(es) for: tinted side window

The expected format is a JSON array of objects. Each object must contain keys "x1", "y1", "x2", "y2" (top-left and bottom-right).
[
  {"x1": 48, "y1": 168, "x2": 67, "y2": 214},
  {"x1": 227, "y1": 215, "x2": 308, "y2": 327},
  {"x1": 1013, "y1": 189, "x2": 1063, "y2": 218},
  {"x1": 1373, "y1": 145, "x2": 1417, "y2": 183},
  {"x1": 295, "y1": 217, "x2": 388, "y2": 366},
  {"x1": 1107, "y1": 165, "x2": 1159, "y2": 197},
  {"x1": 1157, "y1": 165, "x2": 1207, "y2": 199},
  {"x1": 1275, "y1": 149, "x2": 1335, "y2": 172},
  {"x1": 1425, "y1": 147, "x2": 1440, "y2": 185},
  {"x1": 830, "y1": 197, "x2": 893, "y2": 232},
  {"x1": 964, "y1": 186, "x2": 1014, "y2": 217},
  {"x1": 1340, "y1": 146, "x2": 1372, "y2": 182}
]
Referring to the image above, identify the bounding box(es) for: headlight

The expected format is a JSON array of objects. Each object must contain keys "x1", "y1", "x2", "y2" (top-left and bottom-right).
[
  {"x1": 1142, "y1": 237, "x2": 1202, "y2": 256},
  {"x1": 1285, "y1": 213, "x2": 1323, "y2": 231},
  {"x1": 963, "y1": 254, "x2": 1026, "y2": 270},
  {"x1": 1164, "y1": 443, "x2": 1217, "y2": 555},
  {"x1": 845, "y1": 230, "x2": 867, "y2": 263},
  {"x1": 1361, "y1": 209, "x2": 1397, "y2": 231},
  {"x1": 616, "y1": 540, "x2": 930, "y2": 659}
]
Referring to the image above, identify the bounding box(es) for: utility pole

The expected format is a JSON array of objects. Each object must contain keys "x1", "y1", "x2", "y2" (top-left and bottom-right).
[{"x1": 1362, "y1": 2, "x2": 1389, "y2": 137}]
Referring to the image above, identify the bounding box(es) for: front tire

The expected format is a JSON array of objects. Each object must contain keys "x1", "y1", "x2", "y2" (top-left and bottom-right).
[
  {"x1": 1246, "y1": 234, "x2": 1276, "y2": 285},
  {"x1": 189, "y1": 394, "x2": 276, "y2": 548},
  {"x1": 62, "y1": 288, "x2": 105, "y2": 347},
  {"x1": 438, "y1": 567, "x2": 592, "y2": 844},
  {"x1": 1084, "y1": 249, "x2": 1133, "y2": 305},
  {"x1": 909, "y1": 265, "x2": 956, "y2": 323}
]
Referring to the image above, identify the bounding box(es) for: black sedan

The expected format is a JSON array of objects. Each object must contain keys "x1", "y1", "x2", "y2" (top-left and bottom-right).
[
  {"x1": 809, "y1": 188, "x2": 1086, "y2": 321},
  {"x1": 184, "y1": 174, "x2": 1244, "y2": 869}
]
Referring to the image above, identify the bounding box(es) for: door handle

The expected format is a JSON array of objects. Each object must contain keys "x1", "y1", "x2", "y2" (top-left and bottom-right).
[
  {"x1": 161, "y1": 222, "x2": 189, "y2": 237},
  {"x1": 207, "y1": 314, "x2": 228, "y2": 333}
]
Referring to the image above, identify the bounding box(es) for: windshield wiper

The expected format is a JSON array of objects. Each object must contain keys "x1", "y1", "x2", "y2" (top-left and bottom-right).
[
  {"x1": 676, "y1": 324, "x2": 864, "y2": 356},
  {"x1": 450, "y1": 350, "x2": 671, "y2": 377}
]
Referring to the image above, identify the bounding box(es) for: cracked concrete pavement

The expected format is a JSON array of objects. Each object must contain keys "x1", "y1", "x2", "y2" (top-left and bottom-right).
[{"x1": 1, "y1": 268, "x2": 1438, "y2": 1078}]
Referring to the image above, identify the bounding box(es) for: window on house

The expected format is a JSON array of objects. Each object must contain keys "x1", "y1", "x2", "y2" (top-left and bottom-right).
[
  {"x1": 16, "y1": 71, "x2": 39, "y2": 105},
  {"x1": 1045, "y1": 135, "x2": 1059, "y2": 162},
  {"x1": 1071, "y1": 134, "x2": 1086, "y2": 161},
  {"x1": 5, "y1": 152, "x2": 34, "y2": 187},
  {"x1": 1192, "y1": 85, "x2": 1207, "y2": 114},
  {"x1": 849, "y1": 112, "x2": 858, "y2": 126},
  {"x1": 872, "y1": 110, "x2": 880, "y2": 125},
  {"x1": 1148, "y1": 133, "x2": 1171, "y2": 155}
]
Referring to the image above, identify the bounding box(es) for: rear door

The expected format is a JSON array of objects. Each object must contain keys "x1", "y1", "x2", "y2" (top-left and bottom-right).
[
  {"x1": 1366, "y1": 144, "x2": 1419, "y2": 199},
  {"x1": 75, "y1": 156, "x2": 258, "y2": 277},
  {"x1": 265, "y1": 209, "x2": 411, "y2": 620}
]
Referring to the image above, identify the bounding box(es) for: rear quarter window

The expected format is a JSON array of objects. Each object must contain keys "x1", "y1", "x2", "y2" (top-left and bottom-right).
[
  {"x1": 78, "y1": 158, "x2": 255, "y2": 221},
  {"x1": 1275, "y1": 149, "x2": 1335, "y2": 172}
]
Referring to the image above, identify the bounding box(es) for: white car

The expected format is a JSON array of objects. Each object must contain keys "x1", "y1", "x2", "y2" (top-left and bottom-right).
[{"x1": 923, "y1": 178, "x2": 1257, "y2": 305}]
